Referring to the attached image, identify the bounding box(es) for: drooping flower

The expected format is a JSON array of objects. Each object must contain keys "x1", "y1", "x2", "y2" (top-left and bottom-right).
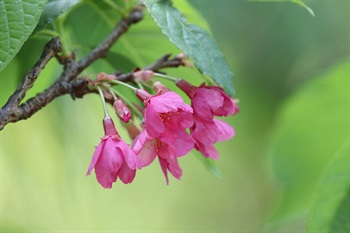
[
  {"x1": 87, "y1": 116, "x2": 142, "y2": 188},
  {"x1": 176, "y1": 79, "x2": 239, "y2": 123},
  {"x1": 136, "y1": 90, "x2": 194, "y2": 138},
  {"x1": 133, "y1": 89, "x2": 195, "y2": 183},
  {"x1": 176, "y1": 79, "x2": 239, "y2": 159},
  {"x1": 113, "y1": 99, "x2": 131, "y2": 123},
  {"x1": 131, "y1": 129, "x2": 194, "y2": 184},
  {"x1": 191, "y1": 119, "x2": 235, "y2": 159}
]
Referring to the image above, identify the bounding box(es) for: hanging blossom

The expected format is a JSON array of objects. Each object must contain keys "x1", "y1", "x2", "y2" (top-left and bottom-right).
[
  {"x1": 87, "y1": 116, "x2": 142, "y2": 188},
  {"x1": 176, "y1": 79, "x2": 239, "y2": 159},
  {"x1": 87, "y1": 71, "x2": 239, "y2": 187},
  {"x1": 132, "y1": 90, "x2": 194, "y2": 184}
]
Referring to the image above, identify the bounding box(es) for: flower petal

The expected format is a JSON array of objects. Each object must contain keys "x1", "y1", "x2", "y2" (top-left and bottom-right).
[
  {"x1": 158, "y1": 141, "x2": 176, "y2": 160},
  {"x1": 116, "y1": 141, "x2": 136, "y2": 170},
  {"x1": 118, "y1": 162, "x2": 137, "y2": 184},
  {"x1": 191, "y1": 121, "x2": 219, "y2": 145},
  {"x1": 145, "y1": 104, "x2": 165, "y2": 137},
  {"x1": 94, "y1": 138, "x2": 124, "y2": 188},
  {"x1": 138, "y1": 140, "x2": 157, "y2": 167},
  {"x1": 158, "y1": 157, "x2": 169, "y2": 185},
  {"x1": 214, "y1": 119, "x2": 235, "y2": 142},
  {"x1": 167, "y1": 110, "x2": 194, "y2": 131},
  {"x1": 211, "y1": 88, "x2": 238, "y2": 116},
  {"x1": 198, "y1": 87, "x2": 224, "y2": 112},
  {"x1": 86, "y1": 140, "x2": 104, "y2": 175},
  {"x1": 173, "y1": 130, "x2": 194, "y2": 157},
  {"x1": 149, "y1": 92, "x2": 185, "y2": 113},
  {"x1": 167, "y1": 158, "x2": 182, "y2": 180},
  {"x1": 131, "y1": 130, "x2": 151, "y2": 155},
  {"x1": 192, "y1": 91, "x2": 215, "y2": 123},
  {"x1": 195, "y1": 142, "x2": 219, "y2": 160}
]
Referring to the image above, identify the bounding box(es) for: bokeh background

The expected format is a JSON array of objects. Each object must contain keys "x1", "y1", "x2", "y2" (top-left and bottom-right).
[{"x1": 1, "y1": 0, "x2": 349, "y2": 232}]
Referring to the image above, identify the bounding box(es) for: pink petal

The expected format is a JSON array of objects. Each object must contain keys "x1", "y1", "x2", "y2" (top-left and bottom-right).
[
  {"x1": 214, "y1": 119, "x2": 235, "y2": 142},
  {"x1": 191, "y1": 121, "x2": 219, "y2": 145},
  {"x1": 198, "y1": 88, "x2": 224, "y2": 112},
  {"x1": 150, "y1": 92, "x2": 189, "y2": 113},
  {"x1": 103, "y1": 138, "x2": 124, "y2": 171},
  {"x1": 212, "y1": 91, "x2": 237, "y2": 116},
  {"x1": 118, "y1": 162, "x2": 137, "y2": 184},
  {"x1": 138, "y1": 140, "x2": 157, "y2": 167},
  {"x1": 158, "y1": 142, "x2": 176, "y2": 160},
  {"x1": 87, "y1": 140, "x2": 104, "y2": 175},
  {"x1": 131, "y1": 130, "x2": 150, "y2": 155},
  {"x1": 192, "y1": 92, "x2": 215, "y2": 123},
  {"x1": 94, "y1": 138, "x2": 124, "y2": 188},
  {"x1": 145, "y1": 104, "x2": 165, "y2": 137},
  {"x1": 173, "y1": 130, "x2": 194, "y2": 157},
  {"x1": 167, "y1": 158, "x2": 182, "y2": 180},
  {"x1": 167, "y1": 110, "x2": 194, "y2": 130},
  {"x1": 118, "y1": 140, "x2": 143, "y2": 170},
  {"x1": 115, "y1": 142, "x2": 136, "y2": 170},
  {"x1": 94, "y1": 164, "x2": 118, "y2": 188},
  {"x1": 158, "y1": 157, "x2": 169, "y2": 185},
  {"x1": 203, "y1": 144, "x2": 219, "y2": 160},
  {"x1": 158, "y1": 130, "x2": 177, "y2": 145},
  {"x1": 195, "y1": 142, "x2": 219, "y2": 160}
]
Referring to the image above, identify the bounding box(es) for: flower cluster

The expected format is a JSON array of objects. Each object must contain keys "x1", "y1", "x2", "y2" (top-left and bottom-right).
[{"x1": 87, "y1": 72, "x2": 238, "y2": 188}]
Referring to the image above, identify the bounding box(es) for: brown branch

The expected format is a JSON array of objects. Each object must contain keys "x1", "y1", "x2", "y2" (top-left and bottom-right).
[
  {"x1": 1, "y1": 37, "x2": 61, "y2": 111},
  {"x1": 0, "y1": 5, "x2": 185, "y2": 131},
  {"x1": 1, "y1": 52, "x2": 184, "y2": 128},
  {"x1": 143, "y1": 53, "x2": 184, "y2": 72},
  {"x1": 0, "y1": 2, "x2": 188, "y2": 131},
  {"x1": 0, "y1": 7, "x2": 144, "y2": 131}
]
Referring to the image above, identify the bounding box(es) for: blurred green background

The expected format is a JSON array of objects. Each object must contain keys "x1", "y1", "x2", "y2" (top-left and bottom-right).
[{"x1": 0, "y1": 0, "x2": 349, "y2": 232}]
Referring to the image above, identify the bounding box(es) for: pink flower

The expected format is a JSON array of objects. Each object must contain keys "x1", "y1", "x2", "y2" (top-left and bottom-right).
[
  {"x1": 87, "y1": 117, "x2": 142, "y2": 188},
  {"x1": 131, "y1": 129, "x2": 194, "y2": 184},
  {"x1": 113, "y1": 99, "x2": 131, "y2": 123},
  {"x1": 176, "y1": 79, "x2": 238, "y2": 159},
  {"x1": 176, "y1": 79, "x2": 239, "y2": 123},
  {"x1": 136, "y1": 90, "x2": 194, "y2": 138},
  {"x1": 133, "y1": 90, "x2": 195, "y2": 183},
  {"x1": 191, "y1": 119, "x2": 235, "y2": 159}
]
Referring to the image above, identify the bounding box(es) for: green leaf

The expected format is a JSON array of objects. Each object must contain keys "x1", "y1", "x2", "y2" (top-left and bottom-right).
[
  {"x1": 268, "y1": 60, "x2": 349, "y2": 225},
  {"x1": 253, "y1": 0, "x2": 314, "y2": 16},
  {"x1": 0, "y1": 0, "x2": 47, "y2": 72},
  {"x1": 308, "y1": 142, "x2": 350, "y2": 233},
  {"x1": 143, "y1": 0, "x2": 235, "y2": 95},
  {"x1": 35, "y1": 0, "x2": 80, "y2": 32}
]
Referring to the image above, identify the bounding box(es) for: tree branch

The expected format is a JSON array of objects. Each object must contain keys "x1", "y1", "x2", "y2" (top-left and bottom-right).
[
  {"x1": 0, "y1": 7, "x2": 143, "y2": 131},
  {"x1": 0, "y1": 7, "x2": 185, "y2": 131},
  {"x1": 1, "y1": 37, "x2": 61, "y2": 112}
]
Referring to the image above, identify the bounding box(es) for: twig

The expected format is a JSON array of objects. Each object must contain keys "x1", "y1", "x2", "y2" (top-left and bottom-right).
[
  {"x1": 0, "y1": 7, "x2": 143, "y2": 130},
  {"x1": 0, "y1": 6, "x2": 185, "y2": 131},
  {"x1": 1, "y1": 37, "x2": 61, "y2": 110},
  {"x1": 143, "y1": 53, "x2": 184, "y2": 72}
]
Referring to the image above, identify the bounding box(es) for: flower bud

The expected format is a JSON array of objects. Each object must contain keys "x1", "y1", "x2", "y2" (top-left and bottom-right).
[
  {"x1": 153, "y1": 81, "x2": 169, "y2": 94},
  {"x1": 133, "y1": 70, "x2": 154, "y2": 82},
  {"x1": 113, "y1": 99, "x2": 131, "y2": 123}
]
